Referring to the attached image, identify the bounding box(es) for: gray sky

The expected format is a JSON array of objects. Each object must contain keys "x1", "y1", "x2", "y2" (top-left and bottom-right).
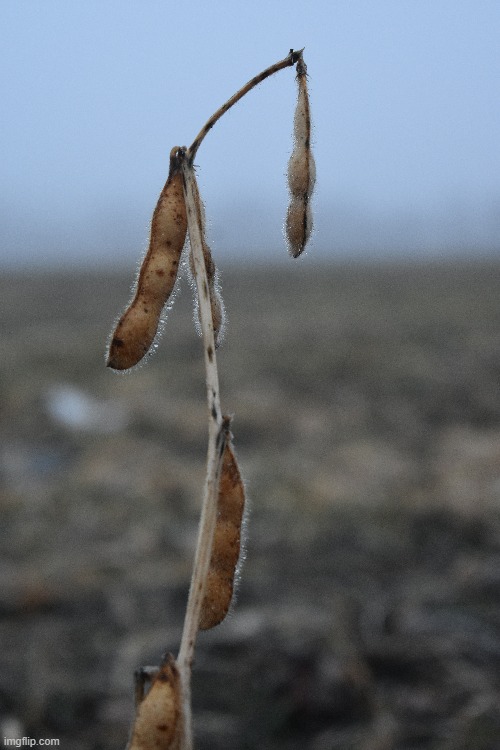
[{"x1": 1, "y1": 0, "x2": 500, "y2": 267}]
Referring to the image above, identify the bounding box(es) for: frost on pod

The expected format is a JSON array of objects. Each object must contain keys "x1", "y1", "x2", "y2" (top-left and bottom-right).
[
  {"x1": 199, "y1": 419, "x2": 246, "y2": 630},
  {"x1": 106, "y1": 147, "x2": 188, "y2": 370},
  {"x1": 286, "y1": 57, "x2": 315, "y2": 258},
  {"x1": 127, "y1": 653, "x2": 182, "y2": 750}
]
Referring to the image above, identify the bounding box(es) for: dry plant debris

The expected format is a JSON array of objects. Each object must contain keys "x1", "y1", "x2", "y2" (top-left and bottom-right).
[{"x1": 106, "y1": 49, "x2": 313, "y2": 749}]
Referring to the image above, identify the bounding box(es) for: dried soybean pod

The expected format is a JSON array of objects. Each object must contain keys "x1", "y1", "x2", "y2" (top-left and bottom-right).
[
  {"x1": 189, "y1": 173, "x2": 226, "y2": 347},
  {"x1": 199, "y1": 419, "x2": 246, "y2": 630},
  {"x1": 107, "y1": 147, "x2": 187, "y2": 370},
  {"x1": 286, "y1": 55, "x2": 315, "y2": 258},
  {"x1": 127, "y1": 653, "x2": 182, "y2": 750}
]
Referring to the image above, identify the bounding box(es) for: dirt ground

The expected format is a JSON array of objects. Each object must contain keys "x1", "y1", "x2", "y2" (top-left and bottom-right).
[{"x1": 1, "y1": 260, "x2": 500, "y2": 749}]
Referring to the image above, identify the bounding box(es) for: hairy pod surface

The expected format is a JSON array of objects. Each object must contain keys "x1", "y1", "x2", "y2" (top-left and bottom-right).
[
  {"x1": 107, "y1": 147, "x2": 187, "y2": 370},
  {"x1": 285, "y1": 58, "x2": 315, "y2": 257},
  {"x1": 127, "y1": 653, "x2": 181, "y2": 750},
  {"x1": 199, "y1": 425, "x2": 246, "y2": 630},
  {"x1": 189, "y1": 174, "x2": 225, "y2": 347},
  {"x1": 286, "y1": 196, "x2": 313, "y2": 259},
  {"x1": 287, "y1": 143, "x2": 316, "y2": 197}
]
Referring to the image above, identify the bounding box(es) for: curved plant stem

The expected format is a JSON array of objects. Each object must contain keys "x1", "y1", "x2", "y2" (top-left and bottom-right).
[
  {"x1": 186, "y1": 48, "x2": 303, "y2": 164},
  {"x1": 176, "y1": 151, "x2": 225, "y2": 750}
]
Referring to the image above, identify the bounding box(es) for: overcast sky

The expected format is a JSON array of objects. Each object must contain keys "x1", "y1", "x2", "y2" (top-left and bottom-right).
[{"x1": 1, "y1": 0, "x2": 500, "y2": 267}]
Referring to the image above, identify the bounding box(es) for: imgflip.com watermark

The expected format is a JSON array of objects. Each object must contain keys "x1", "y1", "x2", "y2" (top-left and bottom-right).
[{"x1": 3, "y1": 740, "x2": 59, "y2": 747}]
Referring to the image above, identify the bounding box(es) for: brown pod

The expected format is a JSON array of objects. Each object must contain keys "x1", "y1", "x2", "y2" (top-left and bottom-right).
[
  {"x1": 127, "y1": 653, "x2": 182, "y2": 750},
  {"x1": 285, "y1": 57, "x2": 315, "y2": 257},
  {"x1": 199, "y1": 422, "x2": 246, "y2": 630},
  {"x1": 189, "y1": 175, "x2": 226, "y2": 347},
  {"x1": 107, "y1": 147, "x2": 187, "y2": 370}
]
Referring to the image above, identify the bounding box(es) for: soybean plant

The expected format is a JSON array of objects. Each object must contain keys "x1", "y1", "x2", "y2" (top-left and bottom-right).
[{"x1": 106, "y1": 48, "x2": 314, "y2": 750}]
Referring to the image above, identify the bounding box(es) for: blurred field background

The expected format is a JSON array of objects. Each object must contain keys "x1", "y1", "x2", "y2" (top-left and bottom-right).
[{"x1": 1, "y1": 260, "x2": 500, "y2": 749}]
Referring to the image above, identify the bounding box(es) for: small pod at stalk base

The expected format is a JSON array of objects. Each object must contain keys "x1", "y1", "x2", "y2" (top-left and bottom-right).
[
  {"x1": 126, "y1": 653, "x2": 182, "y2": 750},
  {"x1": 106, "y1": 147, "x2": 187, "y2": 370},
  {"x1": 285, "y1": 56, "x2": 315, "y2": 258},
  {"x1": 199, "y1": 420, "x2": 246, "y2": 630}
]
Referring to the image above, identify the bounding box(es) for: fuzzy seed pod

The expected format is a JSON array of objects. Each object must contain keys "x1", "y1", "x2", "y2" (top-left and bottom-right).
[
  {"x1": 189, "y1": 175, "x2": 225, "y2": 347},
  {"x1": 127, "y1": 653, "x2": 182, "y2": 750},
  {"x1": 285, "y1": 57, "x2": 315, "y2": 258},
  {"x1": 199, "y1": 421, "x2": 246, "y2": 630},
  {"x1": 107, "y1": 147, "x2": 187, "y2": 370}
]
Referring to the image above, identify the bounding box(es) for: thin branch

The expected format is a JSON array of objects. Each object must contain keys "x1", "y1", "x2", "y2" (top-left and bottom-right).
[{"x1": 187, "y1": 48, "x2": 303, "y2": 163}]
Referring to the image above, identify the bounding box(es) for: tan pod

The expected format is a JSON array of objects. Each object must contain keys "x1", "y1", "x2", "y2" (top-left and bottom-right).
[
  {"x1": 107, "y1": 147, "x2": 187, "y2": 370},
  {"x1": 199, "y1": 423, "x2": 246, "y2": 630},
  {"x1": 189, "y1": 174, "x2": 225, "y2": 347},
  {"x1": 127, "y1": 653, "x2": 182, "y2": 750},
  {"x1": 286, "y1": 57, "x2": 315, "y2": 257}
]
